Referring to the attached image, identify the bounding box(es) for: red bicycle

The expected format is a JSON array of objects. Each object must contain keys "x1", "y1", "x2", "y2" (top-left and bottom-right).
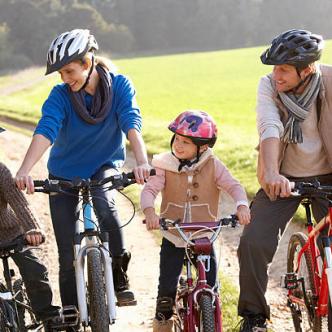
[
  {"x1": 282, "y1": 181, "x2": 332, "y2": 331},
  {"x1": 160, "y1": 215, "x2": 238, "y2": 332}
]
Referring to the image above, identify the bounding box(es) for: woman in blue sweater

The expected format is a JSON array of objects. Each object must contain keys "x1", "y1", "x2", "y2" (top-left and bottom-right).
[{"x1": 15, "y1": 29, "x2": 151, "y2": 313}]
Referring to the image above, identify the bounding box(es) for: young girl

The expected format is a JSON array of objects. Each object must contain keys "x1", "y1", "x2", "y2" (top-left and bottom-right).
[{"x1": 140, "y1": 110, "x2": 251, "y2": 332}]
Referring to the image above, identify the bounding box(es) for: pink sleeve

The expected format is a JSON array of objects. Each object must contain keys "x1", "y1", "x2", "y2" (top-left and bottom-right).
[
  {"x1": 214, "y1": 159, "x2": 248, "y2": 205},
  {"x1": 140, "y1": 167, "x2": 165, "y2": 212}
]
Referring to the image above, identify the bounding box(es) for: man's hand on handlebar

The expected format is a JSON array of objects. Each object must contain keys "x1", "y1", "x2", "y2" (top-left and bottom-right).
[{"x1": 262, "y1": 171, "x2": 292, "y2": 200}]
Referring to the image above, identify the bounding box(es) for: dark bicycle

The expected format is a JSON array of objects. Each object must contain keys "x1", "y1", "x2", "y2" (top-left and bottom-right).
[{"x1": 0, "y1": 236, "x2": 44, "y2": 331}]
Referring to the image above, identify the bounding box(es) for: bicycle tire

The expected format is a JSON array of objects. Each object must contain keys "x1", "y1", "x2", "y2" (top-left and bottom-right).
[
  {"x1": 87, "y1": 249, "x2": 109, "y2": 332},
  {"x1": 287, "y1": 232, "x2": 328, "y2": 332},
  {"x1": 198, "y1": 294, "x2": 215, "y2": 332}
]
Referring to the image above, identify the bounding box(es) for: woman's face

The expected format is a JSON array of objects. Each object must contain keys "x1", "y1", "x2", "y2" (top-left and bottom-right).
[{"x1": 58, "y1": 61, "x2": 89, "y2": 92}]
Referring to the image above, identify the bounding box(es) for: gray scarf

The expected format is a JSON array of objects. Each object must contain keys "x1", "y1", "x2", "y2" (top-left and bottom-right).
[
  {"x1": 68, "y1": 64, "x2": 113, "y2": 124},
  {"x1": 278, "y1": 70, "x2": 321, "y2": 144}
]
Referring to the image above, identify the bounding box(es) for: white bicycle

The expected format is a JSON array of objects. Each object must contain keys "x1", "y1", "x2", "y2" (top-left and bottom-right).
[{"x1": 34, "y1": 170, "x2": 149, "y2": 331}]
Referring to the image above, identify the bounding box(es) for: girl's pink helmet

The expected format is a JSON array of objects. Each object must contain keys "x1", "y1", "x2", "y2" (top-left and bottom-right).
[{"x1": 168, "y1": 110, "x2": 217, "y2": 147}]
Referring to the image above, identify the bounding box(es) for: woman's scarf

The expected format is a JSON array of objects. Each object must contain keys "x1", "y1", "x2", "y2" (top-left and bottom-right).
[
  {"x1": 275, "y1": 70, "x2": 321, "y2": 144},
  {"x1": 68, "y1": 64, "x2": 113, "y2": 124}
]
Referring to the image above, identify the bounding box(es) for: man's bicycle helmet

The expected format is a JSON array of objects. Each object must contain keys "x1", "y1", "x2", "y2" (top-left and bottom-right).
[
  {"x1": 46, "y1": 29, "x2": 98, "y2": 75},
  {"x1": 168, "y1": 110, "x2": 217, "y2": 148},
  {"x1": 0, "y1": 127, "x2": 5, "y2": 133},
  {"x1": 261, "y1": 29, "x2": 324, "y2": 67}
]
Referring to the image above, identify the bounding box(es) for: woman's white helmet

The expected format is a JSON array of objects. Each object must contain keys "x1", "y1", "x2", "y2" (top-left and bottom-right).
[{"x1": 45, "y1": 29, "x2": 98, "y2": 75}]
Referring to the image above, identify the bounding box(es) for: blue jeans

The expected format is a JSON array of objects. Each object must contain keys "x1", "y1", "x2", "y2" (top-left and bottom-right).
[
  {"x1": 49, "y1": 165, "x2": 124, "y2": 306},
  {"x1": 156, "y1": 238, "x2": 217, "y2": 319}
]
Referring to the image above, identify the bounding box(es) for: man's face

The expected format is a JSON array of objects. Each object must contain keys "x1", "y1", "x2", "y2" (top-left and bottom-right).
[{"x1": 272, "y1": 64, "x2": 302, "y2": 93}]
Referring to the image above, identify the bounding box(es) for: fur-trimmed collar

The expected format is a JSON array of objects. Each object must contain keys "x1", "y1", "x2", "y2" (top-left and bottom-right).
[{"x1": 152, "y1": 148, "x2": 214, "y2": 173}]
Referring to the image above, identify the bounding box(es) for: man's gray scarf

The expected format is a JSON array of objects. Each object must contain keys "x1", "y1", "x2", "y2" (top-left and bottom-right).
[
  {"x1": 68, "y1": 64, "x2": 113, "y2": 124},
  {"x1": 278, "y1": 71, "x2": 321, "y2": 144}
]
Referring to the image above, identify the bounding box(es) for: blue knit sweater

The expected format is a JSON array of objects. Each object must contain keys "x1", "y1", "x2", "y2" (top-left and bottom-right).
[{"x1": 34, "y1": 74, "x2": 142, "y2": 179}]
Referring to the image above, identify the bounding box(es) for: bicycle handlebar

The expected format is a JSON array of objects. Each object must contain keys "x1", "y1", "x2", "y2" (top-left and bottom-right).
[
  {"x1": 0, "y1": 235, "x2": 29, "y2": 255},
  {"x1": 292, "y1": 180, "x2": 332, "y2": 197},
  {"x1": 158, "y1": 215, "x2": 238, "y2": 246},
  {"x1": 34, "y1": 169, "x2": 156, "y2": 193}
]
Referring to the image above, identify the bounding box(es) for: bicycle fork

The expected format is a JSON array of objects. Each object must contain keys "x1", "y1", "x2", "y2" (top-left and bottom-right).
[{"x1": 73, "y1": 202, "x2": 117, "y2": 327}]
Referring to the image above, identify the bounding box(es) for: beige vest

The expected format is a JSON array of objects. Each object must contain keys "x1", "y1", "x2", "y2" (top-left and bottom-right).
[
  {"x1": 160, "y1": 156, "x2": 220, "y2": 222},
  {"x1": 257, "y1": 64, "x2": 332, "y2": 183}
]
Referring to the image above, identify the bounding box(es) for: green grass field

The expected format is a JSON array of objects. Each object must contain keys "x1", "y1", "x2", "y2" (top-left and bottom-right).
[
  {"x1": 1, "y1": 41, "x2": 332, "y2": 330},
  {"x1": 2, "y1": 41, "x2": 332, "y2": 195}
]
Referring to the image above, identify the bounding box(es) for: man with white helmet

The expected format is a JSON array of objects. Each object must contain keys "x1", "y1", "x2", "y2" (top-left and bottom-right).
[
  {"x1": 237, "y1": 29, "x2": 332, "y2": 331},
  {"x1": 15, "y1": 29, "x2": 151, "y2": 328}
]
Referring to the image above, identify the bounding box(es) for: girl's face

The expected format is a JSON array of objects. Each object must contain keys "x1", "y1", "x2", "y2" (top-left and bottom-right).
[
  {"x1": 172, "y1": 134, "x2": 199, "y2": 160},
  {"x1": 58, "y1": 61, "x2": 89, "y2": 92}
]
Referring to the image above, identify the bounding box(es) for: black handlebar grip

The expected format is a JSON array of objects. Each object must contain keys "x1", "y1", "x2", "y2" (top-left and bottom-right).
[
  {"x1": 33, "y1": 180, "x2": 45, "y2": 187},
  {"x1": 126, "y1": 168, "x2": 156, "y2": 180}
]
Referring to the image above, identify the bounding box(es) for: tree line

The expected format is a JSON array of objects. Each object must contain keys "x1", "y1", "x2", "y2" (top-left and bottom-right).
[{"x1": 0, "y1": 0, "x2": 332, "y2": 71}]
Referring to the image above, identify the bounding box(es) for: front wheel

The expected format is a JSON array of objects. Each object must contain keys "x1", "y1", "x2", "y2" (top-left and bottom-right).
[
  {"x1": 198, "y1": 294, "x2": 215, "y2": 332},
  {"x1": 287, "y1": 232, "x2": 327, "y2": 332},
  {"x1": 87, "y1": 249, "x2": 109, "y2": 332}
]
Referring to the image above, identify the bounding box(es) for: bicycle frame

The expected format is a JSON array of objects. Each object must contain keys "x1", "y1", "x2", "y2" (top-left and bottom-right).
[
  {"x1": 177, "y1": 239, "x2": 222, "y2": 332},
  {"x1": 0, "y1": 243, "x2": 42, "y2": 331},
  {"x1": 165, "y1": 220, "x2": 236, "y2": 332},
  {"x1": 284, "y1": 183, "x2": 332, "y2": 327},
  {"x1": 73, "y1": 188, "x2": 116, "y2": 327},
  {"x1": 289, "y1": 201, "x2": 332, "y2": 317}
]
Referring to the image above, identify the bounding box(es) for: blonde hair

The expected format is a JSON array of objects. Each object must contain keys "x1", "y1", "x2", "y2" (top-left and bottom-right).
[{"x1": 80, "y1": 52, "x2": 117, "y2": 73}]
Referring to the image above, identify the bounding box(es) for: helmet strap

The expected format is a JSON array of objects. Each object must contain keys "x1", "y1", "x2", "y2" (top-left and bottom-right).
[
  {"x1": 291, "y1": 71, "x2": 311, "y2": 94},
  {"x1": 80, "y1": 55, "x2": 95, "y2": 91}
]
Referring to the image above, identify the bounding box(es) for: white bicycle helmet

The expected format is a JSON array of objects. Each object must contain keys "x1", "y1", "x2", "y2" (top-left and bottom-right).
[{"x1": 46, "y1": 29, "x2": 98, "y2": 75}]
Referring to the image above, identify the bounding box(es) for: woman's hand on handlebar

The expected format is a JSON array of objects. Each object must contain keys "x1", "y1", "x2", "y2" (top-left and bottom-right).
[
  {"x1": 143, "y1": 207, "x2": 160, "y2": 230},
  {"x1": 133, "y1": 162, "x2": 152, "y2": 185},
  {"x1": 236, "y1": 205, "x2": 251, "y2": 225},
  {"x1": 15, "y1": 171, "x2": 35, "y2": 194}
]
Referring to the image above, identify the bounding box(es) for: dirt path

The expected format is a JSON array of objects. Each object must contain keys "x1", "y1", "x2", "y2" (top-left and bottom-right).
[{"x1": 0, "y1": 126, "x2": 303, "y2": 331}]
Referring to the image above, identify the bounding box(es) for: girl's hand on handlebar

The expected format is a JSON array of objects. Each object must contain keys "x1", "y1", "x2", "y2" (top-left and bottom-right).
[
  {"x1": 236, "y1": 205, "x2": 251, "y2": 225},
  {"x1": 133, "y1": 162, "x2": 152, "y2": 185},
  {"x1": 15, "y1": 172, "x2": 35, "y2": 194},
  {"x1": 25, "y1": 229, "x2": 44, "y2": 246},
  {"x1": 143, "y1": 207, "x2": 160, "y2": 230}
]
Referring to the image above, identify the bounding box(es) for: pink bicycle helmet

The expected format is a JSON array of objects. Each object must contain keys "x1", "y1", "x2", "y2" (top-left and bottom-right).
[{"x1": 168, "y1": 110, "x2": 217, "y2": 147}]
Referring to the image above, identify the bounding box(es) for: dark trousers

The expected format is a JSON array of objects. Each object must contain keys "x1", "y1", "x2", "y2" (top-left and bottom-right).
[
  {"x1": 237, "y1": 174, "x2": 332, "y2": 319},
  {"x1": 156, "y1": 238, "x2": 217, "y2": 318},
  {"x1": 49, "y1": 166, "x2": 123, "y2": 306},
  {"x1": 12, "y1": 250, "x2": 59, "y2": 320}
]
